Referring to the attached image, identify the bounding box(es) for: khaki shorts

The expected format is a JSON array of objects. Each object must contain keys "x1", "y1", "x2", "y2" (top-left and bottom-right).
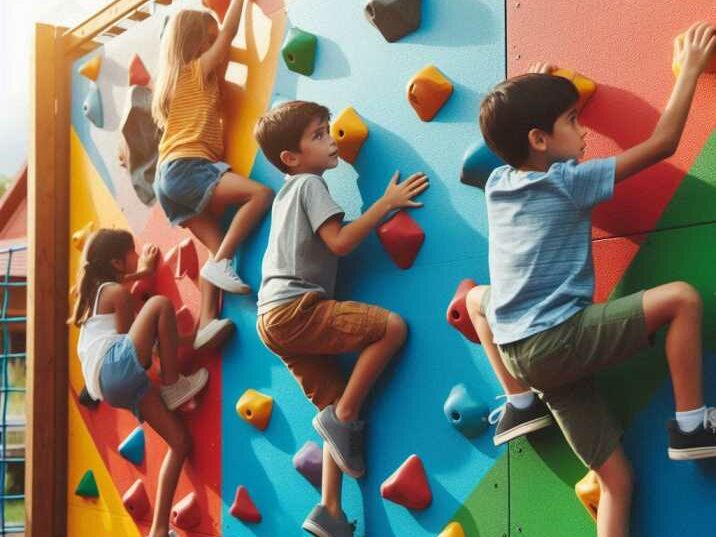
[
  {"x1": 257, "y1": 292, "x2": 390, "y2": 410},
  {"x1": 482, "y1": 288, "x2": 652, "y2": 468}
]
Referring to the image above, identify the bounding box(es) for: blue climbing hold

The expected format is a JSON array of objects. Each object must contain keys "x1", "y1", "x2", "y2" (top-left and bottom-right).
[
  {"x1": 118, "y1": 426, "x2": 145, "y2": 465},
  {"x1": 83, "y1": 83, "x2": 104, "y2": 128},
  {"x1": 443, "y1": 384, "x2": 489, "y2": 438},
  {"x1": 460, "y1": 140, "x2": 504, "y2": 189}
]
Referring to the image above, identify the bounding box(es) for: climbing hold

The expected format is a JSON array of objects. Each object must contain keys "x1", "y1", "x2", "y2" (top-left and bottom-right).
[
  {"x1": 236, "y1": 389, "x2": 273, "y2": 431},
  {"x1": 377, "y1": 210, "x2": 425, "y2": 269},
  {"x1": 381, "y1": 454, "x2": 432, "y2": 510},
  {"x1": 407, "y1": 65, "x2": 453, "y2": 122},
  {"x1": 364, "y1": 0, "x2": 421, "y2": 43},
  {"x1": 128, "y1": 53, "x2": 151, "y2": 87},
  {"x1": 72, "y1": 222, "x2": 94, "y2": 251},
  {"x1": 75, "y1": 470, "x2": 99, "y2": 498},
  {"x1": 171, "y1": 492, "x2": 201, "y2": 529},
  {"x1": 229, "y1": 485, "x2": 262, "y2": 523},
  {"x1": 122, "y1": 479, "x2": 150, "y2": 520},
  {"x1": 78, "y1": 385, "x2": 99, "y2": 409},
  {"x1": 164, "y1": 237, "x2": 199, "y2": 280},
  {"x1": 446, "y1": 278, "x2": 480, "y2": 343},
  {"x1": 175, "y1": 305, "x2": 195, "y2": 340},
  {"x1": 330, "y1": 107, "x2": 369, "y2": 164},
  {"x1": 83, "y1": 83, "x2": 104, "y2": 128},
  {"x1": 130, "y1": 276, "x2": 156, "y2": 305},
  {"x1": 443, "y1": 384, "x2": 489, "y2": 439},
  {"x1": 460, "y1": 140, "x2": 504, "y2": 190},
  {"x1": 575, "y1": 470, "x2": 600, "y2": 521},
  {"x1": 118, "y1": 426, "x2": 145, "y2": 465},
  {"x1": 672, "y1": 31, "x2": 716, "y2": 78},
  {"x1": 552, "y1": 68, "x2": 596, "y2": 110},
  {"x1": 202, "y1": 0, "x2": 230, "y2": 21},
  {"x1": 79, "y1": 56, "x2": 102, "y2": 81},
  {"x1": 282, "y1": 27, "x2": 318, "y2": 76},
  {"x1": 438, "y1": 522, "x2": 466, "y2": 537},
  {"x1": 293, "y1": 441, "x2": 323, "y2": 487},
  {"x1": 119, "y1": 85, "x2": 160, "y2": 206}
]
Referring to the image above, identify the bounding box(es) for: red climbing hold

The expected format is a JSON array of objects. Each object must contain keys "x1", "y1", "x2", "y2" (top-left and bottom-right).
[
  {"x1": 380, "y1": 454, "x2": 432, "y2": 510},
  {"x1": 446, "y1": 279, "x2": 480, "y2": 343},
  {"x1": 129, "y1": 53, "x2": 151, "y2": 87},
  {"x1": 164, "y1": 237, "x2": 199, "y2": 280},
  {"x1": 377, "y1": 210, "x2": 425, "y2": 269},
  {"x1": 229, "y1": 485, "x2": 262, "y2": 523},
  {"x1": 122, "y1": 479, "x2": 150, "y2": 520},
  {"x1": 171, "y1": 492, "x2": 201, "y2": 529},
  {"x1": 202, "y1": 0, "x2": 230, "y2": 21},
  {"x1": 130, "y1": 276, "x2": 156, "y2": 305}
]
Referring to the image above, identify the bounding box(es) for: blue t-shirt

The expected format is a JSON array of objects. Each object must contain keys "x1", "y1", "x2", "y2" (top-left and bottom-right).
[{"x1": 485, "y1": 158, "x2": 616, "y2": 344}]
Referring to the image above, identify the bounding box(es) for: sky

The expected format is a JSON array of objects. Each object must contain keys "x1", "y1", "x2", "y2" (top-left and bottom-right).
[{"x1": 0, "y1": 1, "x2": 108, "y2": 177}]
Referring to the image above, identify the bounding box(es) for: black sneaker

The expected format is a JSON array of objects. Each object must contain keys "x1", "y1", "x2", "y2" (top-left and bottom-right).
[
  {"x1": 489, "y1": 396, "x2": 554, "y2": 446},
  {"x1": 668, "y1": 409, "x2": 716, "y2": 460}
]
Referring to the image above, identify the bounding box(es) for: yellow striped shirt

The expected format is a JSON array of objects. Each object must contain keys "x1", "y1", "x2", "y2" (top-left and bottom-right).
[{"x1": 158, "y1": 60, "x2": 224, "y2": 164}]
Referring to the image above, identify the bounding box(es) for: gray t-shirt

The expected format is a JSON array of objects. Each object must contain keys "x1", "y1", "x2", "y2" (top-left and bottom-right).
[{"x1": 257, "y1": 173, "x2": 345, "y2": 314}]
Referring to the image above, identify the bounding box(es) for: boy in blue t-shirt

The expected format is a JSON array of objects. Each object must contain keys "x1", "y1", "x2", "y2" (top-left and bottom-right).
[{"x1": 465, "y1": 22, "x2": 715, "y2": 536}]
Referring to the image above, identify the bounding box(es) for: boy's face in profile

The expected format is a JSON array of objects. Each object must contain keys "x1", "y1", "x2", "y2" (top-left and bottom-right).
[
  {"x1": 541, "y1": 106, "x2": 587, "y2": 163},
  {"x1": 288, "y1": 117, "x2": 339, "y2": 174}
]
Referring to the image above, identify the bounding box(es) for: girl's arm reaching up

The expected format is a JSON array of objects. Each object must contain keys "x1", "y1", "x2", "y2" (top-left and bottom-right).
[{"x1": 200, "y1": 0, "x2": 246, "y2": 79}]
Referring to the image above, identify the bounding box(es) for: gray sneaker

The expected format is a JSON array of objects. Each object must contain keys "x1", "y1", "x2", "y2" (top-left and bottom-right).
[
  {"x1": 302, "y1": 504, "x2": 356, "y2": 537},
  {"x1": 312, "y1": 405, "x2": 365, "y2": 478}
]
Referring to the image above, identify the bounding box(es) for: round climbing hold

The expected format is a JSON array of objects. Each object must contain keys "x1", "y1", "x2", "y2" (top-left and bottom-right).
[
  {"x1": 460, "y1": 141, "x2": 504, "y2": 190},
  {"x1": 330, "y1": 107, "x2": 369, "y2": 164},
  {"x1": 236, "y1": 389, "x2": 273, "y2": 430},
  {"x1": 551, "y1": 67, "x2": 597, "y2": 110},
  {"x1": 407, "y1": 65, "x2": 453, "y2": 122},
  {"x1": 293, "y1": 441, "x2": 323, "y2": 488},
  {"x1": 443, "y1": 384, "x2": 489, "y2": 438},
  {"x1": 364, "y1": 0, "x2": 421, "y2": 43},
  {"x1": 282, "y1": 27, "x2": 318, "y2": 76},
  {"x1": 377, "y1": 210, "x2": 425, "y2": 269},
  {"x1": 438, "y1": 521, "x2": 466, "y2": 537}
]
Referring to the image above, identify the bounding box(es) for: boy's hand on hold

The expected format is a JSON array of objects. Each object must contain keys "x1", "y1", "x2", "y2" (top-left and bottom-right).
[
  {"x1": 381, "y1": 171, "x2": 429, "y2": 210},
  {"x1": 675, "y1": 21, "x2": 716, "y2": 77},
  {"x1": 138, "y1": 243, "x2": 159, "y2": 274},
  {"x1": 528, "y1": 62, "x2": 556, "y2": 75}
]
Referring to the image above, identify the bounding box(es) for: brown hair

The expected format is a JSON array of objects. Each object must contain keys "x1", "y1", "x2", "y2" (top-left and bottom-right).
[
  {"x1": 68, "y1": 228, "x2": 135, "y2": 326},
  {"x1": 253, "y1": 100, "x2": 331, "y2": 173},
  {"x1": 479, "y1": 73, "x2": 579, "y2": 167}
]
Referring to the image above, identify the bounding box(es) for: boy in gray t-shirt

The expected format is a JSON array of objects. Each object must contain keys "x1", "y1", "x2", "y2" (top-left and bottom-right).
[{"x1": 254, "y1": 100, "x2": 428, "y2": 537}]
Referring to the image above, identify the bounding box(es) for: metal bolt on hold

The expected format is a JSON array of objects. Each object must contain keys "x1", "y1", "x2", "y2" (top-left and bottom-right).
[
  {"x1": 516, "y1": 54, "x2": 522, "y2": 60},
  {"x1": 516, "y1": 2, "x2": 521, "y2": 7}
]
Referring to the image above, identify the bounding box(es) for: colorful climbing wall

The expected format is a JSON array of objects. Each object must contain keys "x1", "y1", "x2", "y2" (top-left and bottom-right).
[{"x1": 64, "y1": 1, "x2": 715, "y2": 536}]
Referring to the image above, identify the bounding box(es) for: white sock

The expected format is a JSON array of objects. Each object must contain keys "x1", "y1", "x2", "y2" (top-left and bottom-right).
[
  {"x1": 675, "y1": 406, "x2": 706, "y2": 433},
  {"x1": 507, "y1": 391, "x2": 535, "y2": 410}
]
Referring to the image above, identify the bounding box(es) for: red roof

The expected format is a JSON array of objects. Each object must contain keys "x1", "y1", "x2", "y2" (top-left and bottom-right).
[{"x1": 0, "y1": 165, "x2": 27, "y2": 277}]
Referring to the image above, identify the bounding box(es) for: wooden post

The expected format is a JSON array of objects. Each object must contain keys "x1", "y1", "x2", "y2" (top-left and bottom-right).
[{"x1": 26, "y1": 23, "x2": 70, "y2": 537}]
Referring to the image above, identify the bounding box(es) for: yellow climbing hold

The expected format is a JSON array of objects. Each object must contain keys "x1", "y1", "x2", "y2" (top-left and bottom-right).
[
  {"x1": 575, "y1": 470, "x2": 600, "y2": 521},
  {"x1": 72, "y1": 222, "x2": 95, "y2": 251},
  {"x1": 438, "y1": 521, "x2": 465, "y2": 537},
  {"x1": 79, "y1": 56, "x2": 102, "y2": 82},
  {"x1": 330, "y1": 107, "x2": 369, "y2": 164},
  {"x1": 552, "y1": 68, "x2": 596, "y2": 110},
  {"x1": 407, "y1": 65, "x2": 453, "y2": 122},
  {"x1": 672, "y1": 31, "x2": 716, "y2": 78},
  {"x1": 236, "y1": 389, "x2": 273, "y2": 431}
]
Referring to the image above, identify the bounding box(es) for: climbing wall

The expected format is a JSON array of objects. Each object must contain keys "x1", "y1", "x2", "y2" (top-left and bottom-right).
[{"x1": 63, "y1": 0, "x2": 716, "y2": 536}]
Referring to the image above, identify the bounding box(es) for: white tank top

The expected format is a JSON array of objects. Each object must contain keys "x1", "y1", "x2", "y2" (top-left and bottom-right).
[{"x1": 77, "y1": 282, "x2": 123, "y2": 400}]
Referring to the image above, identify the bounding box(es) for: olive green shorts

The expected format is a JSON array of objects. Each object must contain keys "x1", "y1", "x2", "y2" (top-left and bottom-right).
[{"x1": 482, "y1": 288, "x2": 652, "y2": 469}]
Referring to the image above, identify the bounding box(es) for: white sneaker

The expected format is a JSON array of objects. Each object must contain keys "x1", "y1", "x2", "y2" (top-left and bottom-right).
[
  {"x1": 192, "y1": 318, "x2": 235, "y2": 351},
  {"x1": 200, "y1": 258, "x2": 251, "y2": 294},
  {"x1": 160, "y1": 368, "x2": 209, "y2": 410}
]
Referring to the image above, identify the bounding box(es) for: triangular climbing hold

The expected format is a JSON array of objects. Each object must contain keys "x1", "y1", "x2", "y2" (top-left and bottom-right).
[
  {"x1": 377, "y1": 210, "x2": 425, "y2": 269},
  {"x1": 446, "y1": 278, "x2": 480, "y2": 343},
  {"x1": 164, "y1": 238, "x2": 199, "y2": 279},
  {"x1": 79, "y1": 56, "x2": 102, "y2": 81},
  {"x1": 122, "y1": 479, "x2": 150, "y2": 520},
  {"x1": 75, "y1": 470, "x2": 99, "y2": 498},
  {"x1": 380, "y1": 454, "x2": 432, "y2": 510},
  {"x1": 129, "y1": 53, "x2": 151, "y2": 86},
  {"x1": 575, "y1": 470, "x2": 600, "y2": 521},
  {"x1": 202, "y1": 0, "x2": 230, "y2": 21},
  {"x1": 118, "y1": 426, "x2": 145, "y2": 465},
  {"x1": 438, "y1": 521, "x2": 466, "y2": 537},
  {"x1": 171, "y1": 492, "x2": 201, "y2": 529},
  {"x1": 83, "y1": 83, "x2": 104, "y2": 128},
  {"x1": 229, "y1": 485, "x2": 262, "y2": 523}
]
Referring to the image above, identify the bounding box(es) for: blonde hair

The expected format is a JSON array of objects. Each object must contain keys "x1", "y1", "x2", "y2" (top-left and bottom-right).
[{"x1": 152, "y1": 9, "x2": 217, "y2": 129}]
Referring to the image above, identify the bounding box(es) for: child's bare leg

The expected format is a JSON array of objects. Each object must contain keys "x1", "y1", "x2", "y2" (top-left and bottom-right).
[
  {"x1": 593, "y1": 446, "x2": 633, "y2": 537},
  {"x1": 642, "y1": 282, "x2": 703, "y2": 411},
  {"x1": 139, "y1": 389, "x2": 192, "y2": 537},
  {"x1": 207, "y1": 173, "x2": 273, "y2": 261},
  {"x1": 334, "y1": 313, "x2": 407, "y2": 422},
  {"x1": 465, "y1": 285, "x2": 530, "y2": 394},
  {"x1": 321, "y1": 442, "x2": 343, "y2": 517},
  {"x1": 129, "y1": 296, "x2": 180, "y2": 385}
]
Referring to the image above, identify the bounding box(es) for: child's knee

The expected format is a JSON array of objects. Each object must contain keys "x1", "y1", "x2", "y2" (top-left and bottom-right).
[
  {"x1": 595, "y1": 453, "x2": 633, "y2": 498},
  {"x1": 672, "y1": 281, "x2": 702, "y2": 314},
  {"x1": 146, "y1": 295, "x2": 173, "y2": 313},
  {"x1": 385, "y1": 313, "x2": 407, "y2": 346}
]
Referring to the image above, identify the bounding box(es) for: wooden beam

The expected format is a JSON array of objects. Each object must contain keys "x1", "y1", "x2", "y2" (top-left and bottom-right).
[
  {"x1": 127, "y1": 9, "x2": 150, "y2": 21},
  {"x1": 26, "y1": 23, "x2": 70, "y2": 537},
  {"x1": 103, "y1": 25, "x2": 127, "y2": 36}
]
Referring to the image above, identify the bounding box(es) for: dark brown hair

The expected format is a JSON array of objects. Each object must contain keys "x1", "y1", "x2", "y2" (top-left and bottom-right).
[
  {"x1": 68, "y1": 228, "x2": 134, "y2": 326},
  {"x1": 253, "y1": 100, "x2": 331, "y2": 173},
  {"x1": 479, "y1": 73, "x2": 579, "y2": 167}
]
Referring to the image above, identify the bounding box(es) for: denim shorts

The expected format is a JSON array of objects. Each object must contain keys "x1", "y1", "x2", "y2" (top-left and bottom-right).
[
  {"x1": 154, "y1": 158, "x2": 230, "y2": 226},
  {"x1": 99, "y1": 336, "x2": 150, "y2": 421}
]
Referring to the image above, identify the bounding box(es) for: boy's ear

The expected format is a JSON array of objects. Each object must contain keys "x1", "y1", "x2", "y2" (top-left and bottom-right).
[
  {"x1": 527, "y1": 128, "x2": 548, "y2": 153},
  {"x1": 280, "y1": 149, "x2": 300, "y2": 169}
]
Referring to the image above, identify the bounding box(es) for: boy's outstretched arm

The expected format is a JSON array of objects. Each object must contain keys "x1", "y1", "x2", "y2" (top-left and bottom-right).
[
  {"x1": 614, "y1": 21, "x2": 715, "y2": 183},
  {"x1": 200, "y1": 0, "x2": 246, "y2": 77},
  {"x1": 317, "y1": 172, "x2": 428, "y2": 256}
]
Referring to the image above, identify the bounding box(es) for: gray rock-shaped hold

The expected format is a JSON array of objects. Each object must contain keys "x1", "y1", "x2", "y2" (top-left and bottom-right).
[
  {"x1": 119, "y1": 85, "x2": 160, "y2": 206},
  {"x1": 83, "y1": 83, "x2": 104, "y2": 128},
  {"x1": 364, "y1": 0, "x2": 421, "y2": 43}
]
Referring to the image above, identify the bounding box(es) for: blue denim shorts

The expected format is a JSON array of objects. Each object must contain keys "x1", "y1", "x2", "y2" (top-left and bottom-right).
[
  {"x1": 99, "y1": 336, "x2": 150, "y2": 420},
  {"x1": 154, "y1": 158, "x2": 230, "y2": 226}
]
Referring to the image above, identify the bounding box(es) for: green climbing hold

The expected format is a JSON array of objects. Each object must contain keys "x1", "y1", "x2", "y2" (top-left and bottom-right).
[
  {"x1": 75, "y1": 470, "x2": 99, "y2": 498},
  {"x1": 282, "y1": 27, "x2": 318, "y2": 76}
]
